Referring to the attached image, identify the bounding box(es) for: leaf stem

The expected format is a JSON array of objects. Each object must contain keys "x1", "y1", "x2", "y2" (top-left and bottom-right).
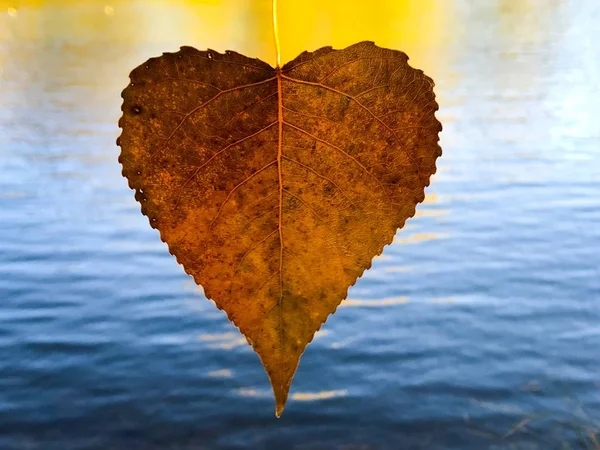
[{"x1": 272, "y1": 0, "x2": 281, "y2": 68}]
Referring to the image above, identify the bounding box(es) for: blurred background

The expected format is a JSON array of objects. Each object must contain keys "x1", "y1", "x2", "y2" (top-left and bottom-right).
[{"x1": 1, "y1": 0, "x2": 599, "y2": 448}]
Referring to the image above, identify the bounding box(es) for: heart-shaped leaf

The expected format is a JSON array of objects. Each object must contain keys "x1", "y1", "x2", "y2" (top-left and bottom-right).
[{"x1": 118, "y1": 41, "x2": 441, "y2": 416}]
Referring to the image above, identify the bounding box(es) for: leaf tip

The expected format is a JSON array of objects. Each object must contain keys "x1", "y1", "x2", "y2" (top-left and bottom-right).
[
  {"x1": 273, "y1": 384, "x2": 290, "y2": 417},
  {"x1": 275, "y1": 396, "x2": 287, "y2": 418}
]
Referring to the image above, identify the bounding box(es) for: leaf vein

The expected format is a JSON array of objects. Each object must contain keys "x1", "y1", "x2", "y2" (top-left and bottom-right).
[
  {"x1": 234, "y1": 228, "x2": 279, "y2": 273},
  {"x1": 282, "y1": 121, "x2": 392, "y2": 206},
  {"x1": 173, "y1": 122, "x2": 278, "y2": 204},
  {"x1": 147, "y1": 77, "x2": 276, "y2": 163},
  {"x1": 210, "y1": 159, "x2": 278, "y2": 228}
]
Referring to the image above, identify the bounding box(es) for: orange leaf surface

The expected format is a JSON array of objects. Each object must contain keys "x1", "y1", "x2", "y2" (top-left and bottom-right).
[{"x1": 118, "y1": 41, "x2": 442, "y2": 416}]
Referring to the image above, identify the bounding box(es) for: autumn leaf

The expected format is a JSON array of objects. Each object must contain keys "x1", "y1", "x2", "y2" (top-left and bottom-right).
[{"x1": 118, "y1": 41, "x2": 442, "y2": 416}]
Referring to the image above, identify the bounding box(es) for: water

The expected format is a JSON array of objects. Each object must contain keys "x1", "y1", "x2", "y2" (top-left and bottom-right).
[{"x1": 1, "y1": 1, "x2": 599, "y2": 449}]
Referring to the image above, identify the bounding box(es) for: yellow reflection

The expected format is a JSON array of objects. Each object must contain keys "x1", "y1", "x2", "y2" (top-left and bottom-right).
[
  {"x1": 235, "y1": 388, "x2": 267, "y2": 397},
  {"x1": 198, "y1": 332, "x2": 238, "y2": 341},
  {"x1": 0, "y1": 0, "x2": 450, "y2": 70},
  {"x1": 208, "y1": 369, "x2": 233, "y2": 378},
  {"x1": 198, "y1": 332, "x2": 247, "y2": 350},
  {"x1": 393, "y1": 232, "x2": 447, "y2": 245},
  {"x1": 330, "y1": 340, "x2": 348, "y2": 349},
  {"x1": 422, "y1": 192, "x2": 439, "y2": 204},
  {"x1": 184, "y1": 279, "x2": 205, "y2": 295},
  {"x1": 234, "y1": 387, "x2": 348, "y2": 401},
  {"x1": 291, "y1": 389, "x2": 348, "y2": 401},
  {"x1": 384, "y1": 265, "x2": 412, "y2": 273},
  {"x1": 279, "y1": 0, "x2": 449, "y2": 72},
  {"x1": 341, "y1": 296, "x2": 460, "y2": 307},
  {"x1": 414, "y1": 208, "x2": 447, "y2": 218},
  {"x1": 313, "y1": 329, "x2": 329, "y2": 339},
  {"x1": 342, "y1": 296, "x2": 409, "y2": 307}
]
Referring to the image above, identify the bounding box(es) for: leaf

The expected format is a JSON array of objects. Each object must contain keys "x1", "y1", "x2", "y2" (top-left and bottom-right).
[{"x1": 118, "y1": 41, "x2": 442, "y2": 416}]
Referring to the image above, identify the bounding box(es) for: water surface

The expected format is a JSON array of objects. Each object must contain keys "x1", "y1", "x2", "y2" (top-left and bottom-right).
[{"x1": 1, "y1": 1, "x2": 599, "y2": 448}]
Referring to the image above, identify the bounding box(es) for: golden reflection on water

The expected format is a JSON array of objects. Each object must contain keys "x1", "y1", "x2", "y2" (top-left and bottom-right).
[
  {"x1": 342, "y1": 297, "x2": 409, "y2": 307},
  {"x1": 342, "y1": 297, "x2": 457, "y2": 308},
  {"x1": 393, "y1": 232, "x2": 448, "y2": 245},
  {"x1": 207, "y1": 368, "x2": 233, "y2": 378},
  {"x1": 235, "y1": 388, "x2": 263, "y2": 397},
  {"x1": 235, "y1": 387, "x2": 348, "y2": 401},
  {"x1": 415, "y1": 209, "x2": 447, "y2": 219},
  {"x1": 0, "y1": 0, "x2": 449, "y2": 72},
  {"x1": 198, "y1": 328, "x2": 327, "y2": 351},
  {"x1": 291, "y1": 390, "x2": 348, "y2": 401},
  {"x1": 384, "y1": 265, "x2": 412, "y2": 273},
  {"x1": 198, "y1": 332, "x2": 247, "y2": 350}
]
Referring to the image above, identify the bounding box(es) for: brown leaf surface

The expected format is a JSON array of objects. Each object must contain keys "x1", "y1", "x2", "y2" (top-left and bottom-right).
[{"x1": 118, "y1": 41, "x2": 442, "y2": 416}]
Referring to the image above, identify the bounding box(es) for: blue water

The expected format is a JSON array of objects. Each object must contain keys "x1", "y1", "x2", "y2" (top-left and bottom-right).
[{"x1": 1, "y1": 2, "x2": 600, "y2": 449}]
